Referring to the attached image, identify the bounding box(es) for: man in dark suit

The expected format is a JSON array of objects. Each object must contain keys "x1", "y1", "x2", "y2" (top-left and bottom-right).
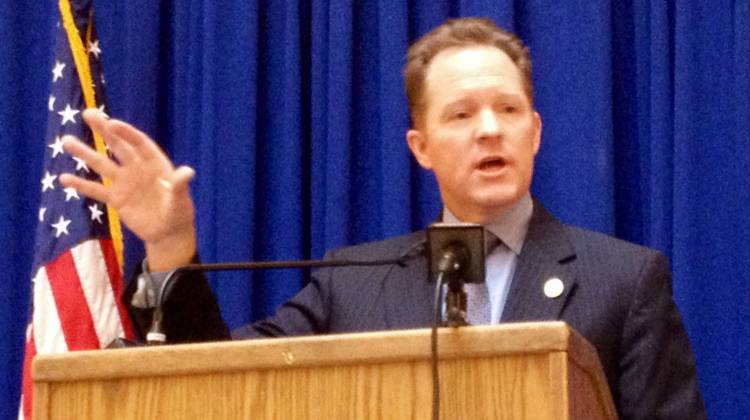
[{"x1": 61, "y1": 17, "x2": 705, "y2": 420}]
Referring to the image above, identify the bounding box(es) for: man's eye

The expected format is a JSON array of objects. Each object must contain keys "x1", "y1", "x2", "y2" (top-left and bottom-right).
[
  {"x1": 503, "y1": 106, "x2": 517, "y2": 113},
  {"x1": 452, "y1": 111, "x2": 470, "y2": 120}
]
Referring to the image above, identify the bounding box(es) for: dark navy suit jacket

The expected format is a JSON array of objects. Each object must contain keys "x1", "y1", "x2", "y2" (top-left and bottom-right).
[{"x1": 126, "y1": 202, "x2": 706, "y2": 419}]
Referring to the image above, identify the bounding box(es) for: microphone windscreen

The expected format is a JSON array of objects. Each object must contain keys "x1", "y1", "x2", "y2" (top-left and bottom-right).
[{"x1": 427, "y1": 223, "x2": 486, "y2": 284}]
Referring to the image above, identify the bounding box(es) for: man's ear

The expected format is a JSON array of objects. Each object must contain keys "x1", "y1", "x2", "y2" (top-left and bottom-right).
[
  {"x1": 532, "y1": 111, "x2": 542, "y2": 155},
  {"x1": 406, "y1": 129, "x2": 432, "y2": 169}
]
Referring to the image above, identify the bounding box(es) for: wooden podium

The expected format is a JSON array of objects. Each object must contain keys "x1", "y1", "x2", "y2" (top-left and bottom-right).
[{"x1": 32, "y1": 321, "x2": 617, "y2": 419}]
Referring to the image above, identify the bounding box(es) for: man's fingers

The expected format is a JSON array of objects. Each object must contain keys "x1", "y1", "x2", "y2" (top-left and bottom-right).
[
  {"x1": 104, "y1": 131, "x2": 139, "y2": 165},
  {"x1": 59, "y1": 173, "x2": 109, "y2": 203},
  {"x1": 108, "y1": 119, "x2": 166, "y2": 164},
  {"x1": 82, "y1": 109, "x2": 141, "y2": 164},
  {"x1": 160, "y1": 166, "x2": 195, "y2": 193},
  {"x1": 169, "y1": 166, "x2": 196, "y2": 191},
  {"x1": 82, "y1": 108, "x2": 109, "y2": 135},
  {"x1": 61, "y1": 136, "x2": 118, "y2": 179},
  {"x1": 83, "y1": 109, "x2": 175, "y2": 172}
]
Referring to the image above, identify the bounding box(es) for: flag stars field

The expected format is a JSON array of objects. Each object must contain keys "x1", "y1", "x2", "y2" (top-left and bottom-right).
[
  {"x1": 50, "y1": 215, "x2": 71, "y2": 238},
  {"x1": 88, "y1": 204, "x2": 104, "y2": 223},
  {"x1": 52, "y1": 61, "x2": 65, "y2": 82},
  {"x1": 41, "y1": 172, "x2": 57, "y2": 192},
  {"x1": 72, "y1": 156, "x2": 89, "y2": 172},
  {"x1": 63, "y1": 187, "x2": 80, "y2": 201},
  {"x1": 87, "y1": 39, "x2": 101, "y2": 58},
  {"x1": 58, "y1": 104, "x2": 79, "y2": 125},
  {"x1": 48, "y1": 136, "x2": 64, "y2": 158}
]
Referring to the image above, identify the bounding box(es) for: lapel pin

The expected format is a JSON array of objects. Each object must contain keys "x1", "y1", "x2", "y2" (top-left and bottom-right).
[{"x1": 543, "y1": 277, "x2": 564, "y2": 299}]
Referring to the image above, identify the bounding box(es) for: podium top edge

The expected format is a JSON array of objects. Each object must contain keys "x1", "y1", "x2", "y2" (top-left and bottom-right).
[{"x1": 33, "y1": 321, "x2": 599, "y2": 382}]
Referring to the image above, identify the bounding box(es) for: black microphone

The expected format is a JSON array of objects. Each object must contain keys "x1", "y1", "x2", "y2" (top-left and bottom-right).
[
  {"x1": 426, "y1": 223, "x2": 486, "y2": 326},
  {"x1": 427, "y1": 223, "x2": 485, "y2": 284},
  {"x1": 145, "y1": 240, "x2": 427, "y2": 345}
]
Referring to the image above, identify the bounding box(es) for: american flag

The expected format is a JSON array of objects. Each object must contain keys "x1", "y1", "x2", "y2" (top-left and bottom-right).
[{"x1": 19, "y1": 1, "x2": 134, "y2": 418}]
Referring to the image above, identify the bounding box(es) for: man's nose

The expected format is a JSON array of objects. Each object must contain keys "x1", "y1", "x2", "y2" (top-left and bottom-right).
[{"x1": 476, "y1": 109, "x2": 501, "y2": 140}]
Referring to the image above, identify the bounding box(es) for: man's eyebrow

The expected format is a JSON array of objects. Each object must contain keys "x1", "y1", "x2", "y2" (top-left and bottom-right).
[
  {"x1": 494, "y1": 91, "x2": 524, "y2": 100},
  {"x1": 442, "y1": 98, "x2": 473, "y2": 110},
  {"x1": 438, "y1": 99, "x2": 475, "y2": 117},
  {"x1": 442, "y1": 92, "x2": 523, "y2": 110}
]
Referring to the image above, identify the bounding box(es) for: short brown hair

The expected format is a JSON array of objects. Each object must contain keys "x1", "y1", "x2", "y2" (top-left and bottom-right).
[{"x1": 404, "y1": 17, "x2": 534, "y2": 127}]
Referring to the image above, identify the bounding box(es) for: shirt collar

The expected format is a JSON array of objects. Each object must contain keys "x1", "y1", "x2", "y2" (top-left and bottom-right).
[{"x1": 442, "y1": 193, "x2": 533, "y2": 255}]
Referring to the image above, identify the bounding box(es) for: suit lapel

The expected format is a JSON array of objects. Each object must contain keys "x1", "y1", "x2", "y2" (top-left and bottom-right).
[{"x1": 501, "y1": 202, "x2": 578, "y2": 322}]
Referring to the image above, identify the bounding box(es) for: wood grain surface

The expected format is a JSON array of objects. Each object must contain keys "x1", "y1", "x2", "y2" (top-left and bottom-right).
[{"x1": 33, "y1": 322, "x2": 617, "y2": 420}]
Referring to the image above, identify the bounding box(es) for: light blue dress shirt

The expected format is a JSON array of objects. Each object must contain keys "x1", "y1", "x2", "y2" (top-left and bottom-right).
[{"x1": 443, "y1": 194, "x2": 533, "y2": 324}]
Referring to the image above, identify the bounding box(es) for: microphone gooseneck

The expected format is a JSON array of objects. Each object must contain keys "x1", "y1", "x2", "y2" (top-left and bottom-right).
[{"x1": 145, "y1": 240, "x2": 428, "y2": 345}]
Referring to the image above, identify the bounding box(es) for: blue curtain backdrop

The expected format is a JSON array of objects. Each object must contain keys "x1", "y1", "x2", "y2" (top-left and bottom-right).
[{"x1": 1, "y1": 1, "x2": 748, "y2": 418}]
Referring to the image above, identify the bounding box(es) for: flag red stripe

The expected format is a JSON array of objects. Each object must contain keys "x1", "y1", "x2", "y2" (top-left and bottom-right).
[
  {"x1": 45, "y1": 251, "x2": 101, "y2": 350},
  {"x1": 99, "y1": 239, "x2": 135, "y2": 340},
  {"x1": 21, "y1": 332, "x2": 36, "y2": 420}
]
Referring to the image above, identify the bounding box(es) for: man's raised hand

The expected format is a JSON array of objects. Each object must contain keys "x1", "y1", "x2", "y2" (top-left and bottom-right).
[{"x1": 59, "y1": 109, "x2": 197, "y2": 271}]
